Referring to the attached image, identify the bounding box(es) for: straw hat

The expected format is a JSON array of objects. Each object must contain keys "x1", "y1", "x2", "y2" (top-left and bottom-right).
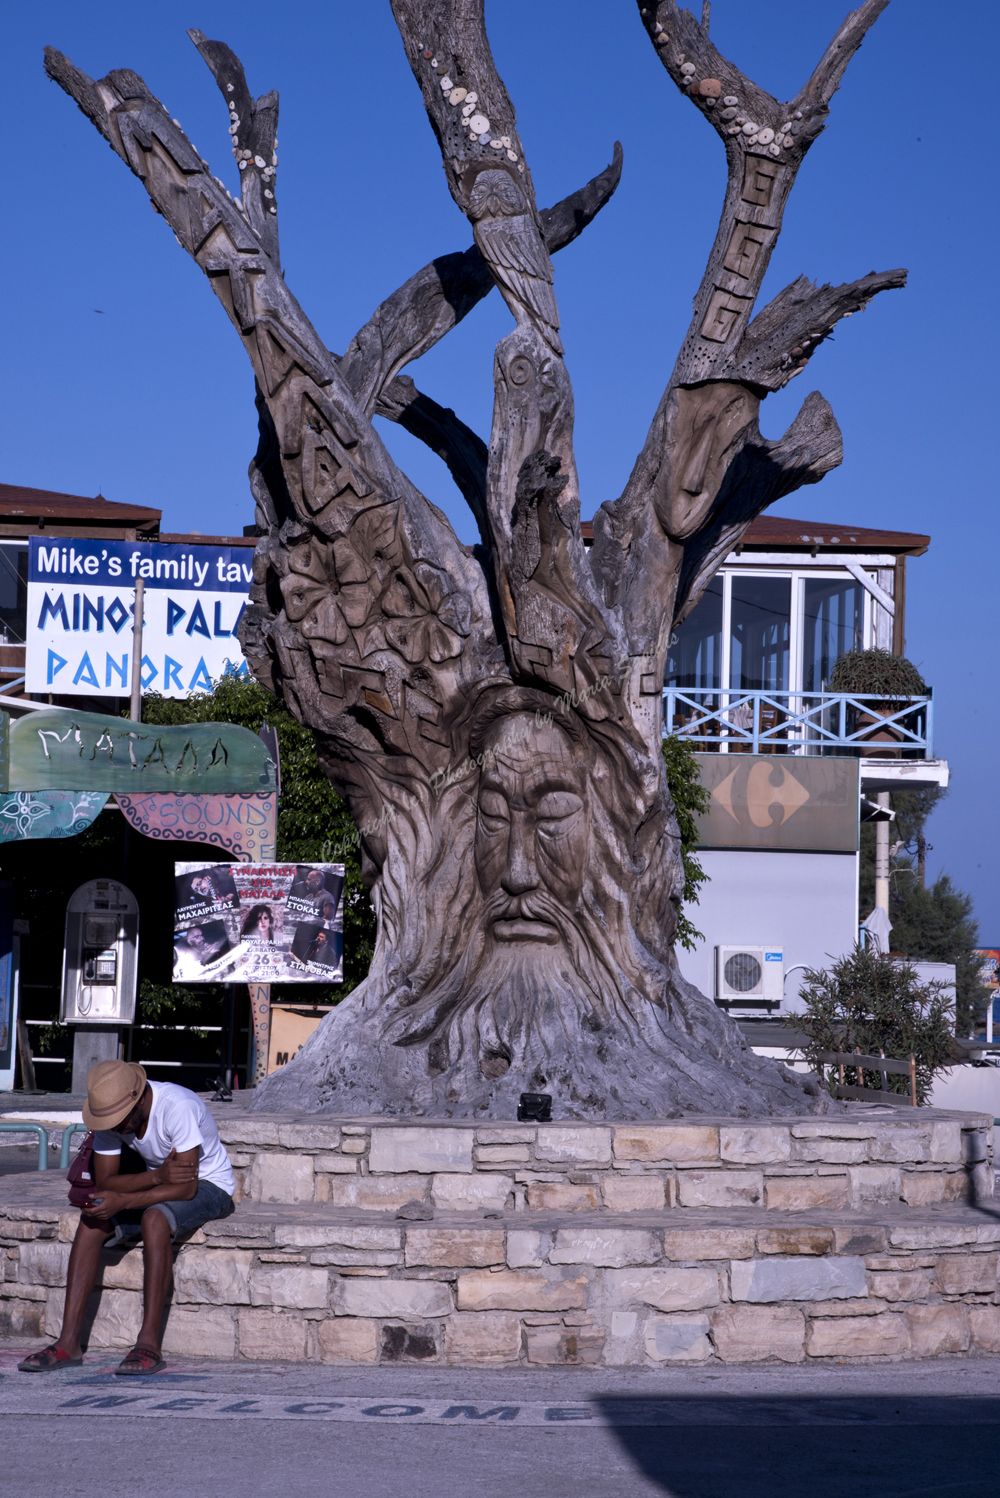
[{"x1": 82, "y1": 1060, "x2": 147, "y2": 1131}]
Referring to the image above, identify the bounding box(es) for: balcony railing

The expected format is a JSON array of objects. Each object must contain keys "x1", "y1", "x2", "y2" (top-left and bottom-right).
[{"x1": 662, "y1": 687, "x2": 933, "y2": 758}]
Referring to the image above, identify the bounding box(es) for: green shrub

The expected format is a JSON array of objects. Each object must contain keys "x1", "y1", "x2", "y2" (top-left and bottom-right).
[
  {"x1": 790, "y1": 943, "x2": 957, "y2": 1104},
  {"x1": 829, "y1": 647, "x2": 927, "y2": 698},
  {"x1": 662, "y1": 735, "x2": 710, "y2": 951}
]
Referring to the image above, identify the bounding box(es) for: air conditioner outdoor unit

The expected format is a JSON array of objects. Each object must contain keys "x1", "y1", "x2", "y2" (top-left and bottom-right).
[{"x1": 715, "y1": 945, "x2": 784, "y2": 1012}]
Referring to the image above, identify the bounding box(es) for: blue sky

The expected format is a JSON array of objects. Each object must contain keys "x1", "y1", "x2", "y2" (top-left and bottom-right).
[{"x1": 5, "y1": 2, "x2": 997, "y2": 937}]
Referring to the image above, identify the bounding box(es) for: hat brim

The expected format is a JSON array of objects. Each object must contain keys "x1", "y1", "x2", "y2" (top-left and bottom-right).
[{"x1": 82, "y1": 1063, "x2": 147, "y2": 1131}]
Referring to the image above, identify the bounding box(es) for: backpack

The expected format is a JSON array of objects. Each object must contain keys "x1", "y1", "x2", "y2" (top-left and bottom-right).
[{"x1": 66, "y1": 1131, "x2": 96, "y2": 1205}]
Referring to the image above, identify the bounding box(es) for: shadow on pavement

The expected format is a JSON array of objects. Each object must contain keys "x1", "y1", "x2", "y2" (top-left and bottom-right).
[{"x1": 597, "y1": 1395, "x2": 1000, "y2": 1498}]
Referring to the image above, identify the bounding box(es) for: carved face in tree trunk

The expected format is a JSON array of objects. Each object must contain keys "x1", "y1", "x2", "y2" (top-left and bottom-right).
[{"x1": 474, "y1": 711, "x2": 590, "y2": 947}]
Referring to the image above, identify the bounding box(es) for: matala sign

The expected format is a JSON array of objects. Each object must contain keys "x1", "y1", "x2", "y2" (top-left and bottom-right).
[{"x1": 26, "y1": 538, "x2": 252, "y2": 697}]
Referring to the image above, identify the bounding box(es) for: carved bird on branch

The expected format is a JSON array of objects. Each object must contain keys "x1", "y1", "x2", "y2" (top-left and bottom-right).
[{"x1": 468, "y1": 169, "x2": 562, "y2": 355}]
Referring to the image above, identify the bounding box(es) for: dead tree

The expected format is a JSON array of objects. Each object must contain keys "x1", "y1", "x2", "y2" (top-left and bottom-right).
[{"x1": 46, "y1": 2, "x2": 903, "y2": 1118}]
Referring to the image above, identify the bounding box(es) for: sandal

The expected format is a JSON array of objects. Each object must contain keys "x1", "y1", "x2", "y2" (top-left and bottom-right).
[
  {"x1": 114, "y1": 1345, "x2": 166, "y2": 1377},
  {"x1": 18, "y1": 1345, "x2": 83, "y2": 1373}
]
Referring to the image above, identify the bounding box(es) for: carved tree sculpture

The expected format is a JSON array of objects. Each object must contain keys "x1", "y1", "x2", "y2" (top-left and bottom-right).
[{"x1": 47, "y1": 2, "x2": 903, "y2": 1118}]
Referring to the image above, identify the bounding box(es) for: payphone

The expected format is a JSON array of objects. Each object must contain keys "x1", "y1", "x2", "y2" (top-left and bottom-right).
[{"x1": 61, "y1": 880, "x2": 139, "y2": 1094}]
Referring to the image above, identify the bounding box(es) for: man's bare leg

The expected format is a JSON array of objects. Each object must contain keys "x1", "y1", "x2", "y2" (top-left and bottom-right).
[
  {"x1": 55, "y1": 1217, "x2": 113, "y2": 1359},
  {"x1": 134, "y1": 1208, "x2": 173, "y2": 1353}
]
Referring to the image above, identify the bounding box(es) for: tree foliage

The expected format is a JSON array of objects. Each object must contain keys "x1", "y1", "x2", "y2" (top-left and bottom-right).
[
  {"x1": 662, "y1": 736, "x2": 710, "y2": 951},
  {"x1": 792, "y1": 944, "x2": 957, "y2": 1105}
]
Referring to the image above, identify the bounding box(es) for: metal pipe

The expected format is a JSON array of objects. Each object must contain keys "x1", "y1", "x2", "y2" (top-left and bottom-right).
[
  {"x1": 129, "y1": 577, "x2": 145, "y2": 722},
  {"x1": 0, "y1": 1121, "x2": 49, "y2": 1170},
  {"x1": 60, "y1": 1122, "x2": 89, "y2": 1169}
]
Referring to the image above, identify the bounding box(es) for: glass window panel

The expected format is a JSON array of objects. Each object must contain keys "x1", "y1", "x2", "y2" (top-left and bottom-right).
[
  {"x1": 729, "y1": 575, "x2": 789, "y2": 691},
  {"x1": 666, "y1": 576, "x2": 722, "y2": 689},
  {"x1": 803, "y1": 577, "x2": 864, "y2": 691},
  {"x1": 0, "y1": 544, "x2": 27, "y2": 644}
]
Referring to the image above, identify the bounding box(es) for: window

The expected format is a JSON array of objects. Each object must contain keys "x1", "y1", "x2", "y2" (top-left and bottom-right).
[
  {"x1": 729, "y1": 575, "x2": 790, "y2": 692},
  {"x1": 666, "y1": 577, "x2": 722, "y2": 689},
  {"x1": 0, "y1": 543, "x2": 28, "y2": 644},
  {"x1": 802, "y1": 577, "x2": 863, "y2": 691}
]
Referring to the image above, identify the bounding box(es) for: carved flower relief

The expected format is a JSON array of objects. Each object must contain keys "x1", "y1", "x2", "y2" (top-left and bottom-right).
[{"x1": 382, "y1": 561, "x2": 470, "y2": 664}]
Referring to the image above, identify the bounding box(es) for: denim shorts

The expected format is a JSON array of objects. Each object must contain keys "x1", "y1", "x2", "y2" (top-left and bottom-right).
[{"x1": 110, "y1": 1179, "x2": 235, "y2": 1244}]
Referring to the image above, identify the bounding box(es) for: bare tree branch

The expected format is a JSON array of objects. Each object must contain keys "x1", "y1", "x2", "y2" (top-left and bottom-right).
[
  {"x1": 340, "y1": 144, "x2": 623, "y2": 418},
  {"x1": 187, "y1": 29, "x2": 280, "y2": 267},
  {"x1": 791, "y1": 0, "x2": 891, "y2": 114}
]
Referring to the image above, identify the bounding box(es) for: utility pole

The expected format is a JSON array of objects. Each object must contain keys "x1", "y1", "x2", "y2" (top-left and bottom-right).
[{"x1": 875, "y1": 791, "x2": 891, "y2": 919}]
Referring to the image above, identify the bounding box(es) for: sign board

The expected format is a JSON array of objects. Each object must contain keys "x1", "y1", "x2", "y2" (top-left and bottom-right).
[
  {"x1": 266, "y1": 1004, "x2": 334, "y2": 1075},
  {"x1": 693, "y1": 754, "x2": 859, "y2": 852},
  {"x1": 0, "y1": 710, "x2": 277, "y2": 795},
  {"x1": 60, "y1": 879, "x2": 139, "y2": 1027},
  {"x1": 26, "y1": 538, "x2": 252, "y2": 698},
  {"x1": 173, "y1": 862, "x2": 345, "y2": 983},
  {"x1": 117, "y1": 790, "x2": 277, "y2": 862},
  {"x1": 0, "y1": 791, "x2": 107, "y2": 842},
  {"x1": 976, "y1": 950, "x2": 999, "y2": 990}
]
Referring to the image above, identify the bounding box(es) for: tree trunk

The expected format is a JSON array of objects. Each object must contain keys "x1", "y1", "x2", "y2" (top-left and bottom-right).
[{"x1": 46, "y1": 1, "x2": 903, "y2": 1118}]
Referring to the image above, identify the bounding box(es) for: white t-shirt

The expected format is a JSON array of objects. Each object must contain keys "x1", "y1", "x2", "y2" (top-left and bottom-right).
[{"x1": 94, "y1": 1081, "x2": 235, "y2": 1195}]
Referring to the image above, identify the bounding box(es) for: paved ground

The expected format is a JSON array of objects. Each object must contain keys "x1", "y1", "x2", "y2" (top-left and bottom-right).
[{"x1": 2, "y1": 1347, "x2": 999, "y2": 1497}]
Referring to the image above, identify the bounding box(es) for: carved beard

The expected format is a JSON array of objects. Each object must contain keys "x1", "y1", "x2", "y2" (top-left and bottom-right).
[{"x1": 387, "y1": 884, "x2": 648, "y2": 1079}]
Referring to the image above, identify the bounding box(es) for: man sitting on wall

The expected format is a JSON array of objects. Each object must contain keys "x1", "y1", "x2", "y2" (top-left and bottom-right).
[{"x1": 18, "y1": 1061, "x2": 236, "y2": 1376}]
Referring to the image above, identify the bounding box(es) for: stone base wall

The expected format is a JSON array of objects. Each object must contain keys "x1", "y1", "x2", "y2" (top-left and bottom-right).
[
  {"x1": 4, "y1": 1202, "x2": 1000, "y2": 1367},
  {"x1": 218, "y1": 1112, "x2": 995, "y2": 1215}
]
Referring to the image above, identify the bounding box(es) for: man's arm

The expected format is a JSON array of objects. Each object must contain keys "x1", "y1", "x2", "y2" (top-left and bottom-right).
[{"x1": 85, "y1": 1147, "x2": 199, "y2": 1220}]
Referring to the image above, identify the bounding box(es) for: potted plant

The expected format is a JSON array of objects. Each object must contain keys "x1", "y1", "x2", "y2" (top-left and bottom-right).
[{"x1": 829, "y1": 648, "x2": 928, "y2": 756}]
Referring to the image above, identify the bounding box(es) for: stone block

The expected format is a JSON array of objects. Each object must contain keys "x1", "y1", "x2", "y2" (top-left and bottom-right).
[
  {"x1": 318, "y1": 1317, "x2": 379, "y2": 1363},
  {"x1": 605, "y1": 1267, "x2": 719, "y2": 1312},
  {"x1": 404, "y1": 1229, "x2": 505, "y2": 1268},
  {"x1": 710, "y1": 1305, "x2": 805, "y2": 1363},
  {"x1": 246, "y1": 1153, "x2": 315, "y2": 1205},
  {"x1": 663, "y1": 1229, "x2": 755, "y2": 1261},
  {"x1": 328, "y1": 1175, "x2": 429, "y2": 1211},
  {"x1": 309, "y1": 1250, "x2": 402, "y2": 1267},
  {"x1": 928, "y1": 1121, "x2": 963, "y2": 1164},
  {"x1": 508, "y1": 1231, "x2": 545, "y2": 1268},
  {"x1": 866, "y1": 1271, "x2": 932, "y2": 1302},
  {"x1": 791, "y1": 1123, "x2": 878, "y2": 1140},
  {"x1": 275, "y1": 1225, "x2": 401, "y2": 1250},
  {"x1": 534, "y1": 1127, "x2": 612, "y2": 1165},
  {"x1": 475, "y1": 1146, "x2": 530, "y2": 1163},
  {"x1": 868, "y1": 1129, "x2": 930, "y2": 1164},
  {"x1": 790, "y1": 1139, "x2": 868, "y2": 1164},
  {"x1": 312, "y1": 1155, "x2": 358, "y2": 1174},
  {"x1": 756, "y1": 1229, "x2": 834, "y2": 1256},
  {"x1": 549, "y1": 1229, "x2": 659, "y2": 1268},
  {"x1": 162, "y1": 1305, "x2": 236, "y2": 1358},
  {"x1": 238, "y1": 1309, "x2": 308, "y2": 1360},
  {"x1": 526, "y1": 1183, "x2": 599, "y2": 1211},
  {"x1": 601, "y1": 1176, "x2": 666, "y2": 1213},
  {"x1": 848, "y1": 1166, "x2": 901, "y2": 1208},
  {"x1": 333, "y1": 1276, "x2": 452, "y2": 1319},
  {"x1": 175, "y1": 1247, "x2": 252, "y2": 1305},
  {"x1": 341, "y1": 1140, "x2": 366, "y2": 1154},
  {"x1": 216, "y1": 1120, "x2": 281, "y2": 1146},
  {"x1": 58, "y1": 1213, "x2": 79, "y2": 1244},
  {"x1": 250, "y1": 1264, "x2": 329, "y2": 1310},
  {"x1": 806, "y1": 1314, "x2": 907, "y2": 1358},
  {"x1": 644, "y1": 1314, "x2": 712, "y2": 1362},
  {"x1": 277, "y1": 1123, "x2": 339, "y2": 1150},
  {"x1": 432, "y1": 1174, "x2": 511, "y2": 1213},
  {"x1": 900, "y1": 1172, "x2": 966, "y2": 1206},
  {"x1": 611, "y1": 1311, "x2": 637, "y2": 1338},
  {"x1": 0, "y1": 1297, "x2": 44, "y2": 1338},
  {"x1": 731, "y1": 1257, "x2": 866, "y2": 1303},
  {"x1": 443, "y1": 1311, "x2": 522, "y2": 1363},
  {"x1": 905, "y1": 1303, "x2": 969, "y2": 1355},
  {"x1": 969, "y1": 1306, "x2": 1000, "y2": 1353},
  {"x1": 524, "y1": 1324, "x2": 604, "y2": 1364},
  {"x1": 17, "y1": 1240, "x2": 71, "y2": 1287},
  {"x1": 456, "y1": 1270, "x2": 587, "y2": 1313},
  {"x1": 934, "y1": 1253, "x2": 998, "y2": 1295},
  {"x1": 889, "y1": 1226, "x2": 977, "y2": 1250},
  {"x1": 764, "y1": 1176, "x2": 847, "y2": 1211},
  {"x1": 369, "y1": 1127, "x2": 474, "y2": 1175},
  {"x1": 613, "y1": 1126, "x2": 718, "y2": 1162},
  {"x1": 677, "y1": 1171, "x2": 763, "y2": 1208},
  {"x1": 808, "y1": 1299, "x2": 888, "y2": 1317},
  {"x1": 476, "y1": 1128, "x2": 536, "y2": 1145},
  {"x1": 834, "y1": 1228, "x2": 887, "y2": 1255},
  {"x1": 45, "y1": 1286, "x2": 142, "y2": 1347},
  {"x1": 720, "y1": 1127, "x2": 791, "y2": 1165}
]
